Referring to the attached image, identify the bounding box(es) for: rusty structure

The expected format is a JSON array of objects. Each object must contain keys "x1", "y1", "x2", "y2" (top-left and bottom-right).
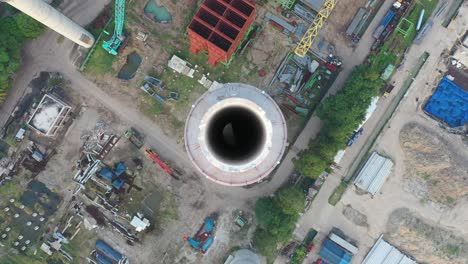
[{"x1": 187, "y1": 0, "x2": 256, "y2": 66}]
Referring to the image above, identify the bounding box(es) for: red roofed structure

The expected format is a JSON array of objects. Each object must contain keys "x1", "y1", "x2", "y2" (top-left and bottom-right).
[{"x1": 187, "y1": 0, "x2": 256, "y2": 66}]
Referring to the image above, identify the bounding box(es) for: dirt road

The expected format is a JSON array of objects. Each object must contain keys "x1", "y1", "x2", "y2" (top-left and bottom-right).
[
  {"x1": 0, "y1": 0, "x2": 392, "y2": 203},
  {"x1": 293, "y1": 2, "x2": 468, "y2": 264}
]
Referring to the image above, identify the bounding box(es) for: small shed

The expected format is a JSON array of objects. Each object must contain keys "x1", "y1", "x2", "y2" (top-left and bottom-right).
[
  {"x1": 353, "y1": 152, "x2": 393, "y2": 196},
  {"x1": 130, "y1": 214, "x2": 150, "y2": 232},
  {"x1": 15, "y1": 129, "x2": 26, "y2": 141}
]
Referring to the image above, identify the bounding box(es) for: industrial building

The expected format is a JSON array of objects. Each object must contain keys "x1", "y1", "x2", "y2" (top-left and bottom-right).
[
  {"x1": 187, "y1": 0, "x2": 256, "y2": 66},
  {"x1": 362, "y1": 235, "x2": 418, "y2": 264},
  {"x1": 28, "y1": 94, "x2": 72, "y2": 137},
  {"x1": 353, "y1": 152, "x2": 393, "y2": 196},
  {"x1": 184, "y1": 83, "x2": 287, "y2": 186},
  {"x1": 303, "y1": 0, "x2": 326, "y2": 12},
  {"x1": 423, "y1": 76, "x2": 468, "y2": 128}
]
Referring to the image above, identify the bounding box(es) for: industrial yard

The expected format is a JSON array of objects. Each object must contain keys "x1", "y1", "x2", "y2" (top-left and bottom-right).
[{"x1": 0, "y1": 0, "x2": 466, "y2": 264}]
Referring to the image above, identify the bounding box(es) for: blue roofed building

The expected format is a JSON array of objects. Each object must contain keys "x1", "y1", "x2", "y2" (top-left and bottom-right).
[
  {"x1": 424, "y1": 76, "x2": 468, "y2": 127},
  {"x1": 319, "y1": 232, "x2": 358, "y2": 264}
]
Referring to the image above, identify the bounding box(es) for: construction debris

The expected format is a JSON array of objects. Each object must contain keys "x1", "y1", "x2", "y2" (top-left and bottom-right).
[
  {"x1": 130, "y1": 213, "x2": 150, "y2": 232},
  {"x1": 168, "y1": 55, "x2": 194, "y2": 78}
]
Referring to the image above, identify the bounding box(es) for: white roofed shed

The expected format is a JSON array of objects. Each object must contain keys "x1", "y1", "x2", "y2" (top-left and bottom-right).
[
  {"x1": 353, "y1": 152, "x2": 393, "y2": 196},
  {"x1": 362, "y1": 235, "x2": 418, "y2": 264}
]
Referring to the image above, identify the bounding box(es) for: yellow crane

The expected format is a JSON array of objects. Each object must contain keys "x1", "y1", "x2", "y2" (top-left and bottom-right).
[{"x1": 294, "y1": 0, "x2": 338, "y2": 57}]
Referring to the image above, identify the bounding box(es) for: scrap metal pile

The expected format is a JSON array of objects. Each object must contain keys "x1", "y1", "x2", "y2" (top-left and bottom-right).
[
  {"x1": 270, "y1": 52, "x2": 339, "y2": 119},
  {"x1": 74, "y1": 121, "x2": 120, "y2": 192}
]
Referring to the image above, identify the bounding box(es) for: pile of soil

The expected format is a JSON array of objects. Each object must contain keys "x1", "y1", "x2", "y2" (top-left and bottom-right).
[
  {"x1": 342, "y1": 205, "x2": 368, "y2": 227},
  {"x1": 386, "y1": 208, "x2": 468, "y2": 264},
  {"x1": 399, "y1": 122, "x2": 468, "y2": 206}
]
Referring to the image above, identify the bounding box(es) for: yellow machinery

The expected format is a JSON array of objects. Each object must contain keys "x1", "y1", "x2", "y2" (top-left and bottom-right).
[{"x1": 294, "y1": 0, "x2": 337, "y2": 57}]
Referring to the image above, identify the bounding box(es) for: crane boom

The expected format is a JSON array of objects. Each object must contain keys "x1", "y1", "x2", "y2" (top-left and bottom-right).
[
  {"x1": 102, "y1": 0, "x2": 126, "y2": 55},
  {"x1": 294, "y1": 0, "x2": 337, "y2": 57}
]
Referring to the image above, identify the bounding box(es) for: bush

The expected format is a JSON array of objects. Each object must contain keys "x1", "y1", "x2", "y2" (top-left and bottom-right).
[
  {"x1": 253, "y1": 186, "x2": 306, "y2": 261},
  {"x1": 290, "y1": 245, "x2": 308, "y2": 264},
  {"x1": 254, "y1": 197, "x2": 296, "y2": 241},
  {"x1": 276, "y1": 186, "x2": 305, "y2": 216},
  {"x1": 0, "y1": 14, "x2": 44, "y2": 105},
  {"x1": 253, "y1": 228, "x2": 278, "y2": 259}
]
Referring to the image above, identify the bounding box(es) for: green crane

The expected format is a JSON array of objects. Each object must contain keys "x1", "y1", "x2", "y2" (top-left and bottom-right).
[
  {"x1": 102, "y1": 0, "x2": 125, "y2": 55},
  {"x1": 281, "y1": 0, "x2": 296, "y2": 9}
]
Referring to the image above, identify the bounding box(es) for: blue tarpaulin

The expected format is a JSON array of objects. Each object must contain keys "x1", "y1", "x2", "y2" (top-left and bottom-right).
[
  {"x1": 319, "y1": 239, "x2": 353, "y2": 264},
  {"x1": 424, "y1": 76, "x2": 468, "y2": 127},
  {"x1": 95, "y1": 252, "x2": 113, "y2": 264},
  {"x1": 112, "y1": 178, "x2": 126, "y2": 190},
  {"x1": 99, "y1": 168, "x2": 114, "y2": 182},
  {"x1": 114, "y1": 162, "x2": 128, "y2": 176}
]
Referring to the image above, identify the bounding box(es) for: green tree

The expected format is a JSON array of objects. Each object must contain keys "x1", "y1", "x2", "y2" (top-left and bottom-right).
[
  {"x1": 14, "y1": 14, "x2": 44, "y2": 38},
  {"x1": 0, "y1": 14, "x2": 44, "y2": 106},
  {"x1": 253, "y1": 228, "x2": 278, "y2": 260},
  {"x1": 291, "y1": 245, "x2": 308, "y2": 264},
  {"x1": 275, "y1": 186, "x2": 305, "y2": 216},
  {"x1": 294, "y1": 152, "x2": 329, "y2": 179},
  {"x1": 254, "y1": 197, "x2": 296, "y2": 241}
]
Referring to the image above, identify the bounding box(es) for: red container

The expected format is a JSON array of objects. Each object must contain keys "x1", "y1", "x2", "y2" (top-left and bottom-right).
[{"x1": 187, "y1": 0, "x2": 256, "y2": 66}]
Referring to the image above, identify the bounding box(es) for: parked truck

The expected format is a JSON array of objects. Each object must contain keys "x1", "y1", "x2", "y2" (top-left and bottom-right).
[{"x1": 124, "y1": 128, "x2": 144, "y2": 149}]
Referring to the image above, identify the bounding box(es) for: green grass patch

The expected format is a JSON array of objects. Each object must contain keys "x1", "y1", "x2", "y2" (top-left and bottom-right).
[
  {"x1": 446, "y1": 196, "x2": 455, "y2": 204},
  {"x1": 444, "y1": 244, "x2": 460, "y2": 256},
  {"x1": 0, "y1": 254, "x2": 45, "y2": 264},
  {"x1": 382, "y1": 0, "x2": 438, "y2": 56},
  {"x1": 0, "y1": 179, "x2": 23, "y2": 203},
  {"x1": 290, "y1": 245, "x2": 307, "y2": 264},
  {"x1": 83, "y1": 40, "x2": 116, "y2": 75},
  {"x1": 328, "y1": 181, "x2": 349, "y2": 206}
]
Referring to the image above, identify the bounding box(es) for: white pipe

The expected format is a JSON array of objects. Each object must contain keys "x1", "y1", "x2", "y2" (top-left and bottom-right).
[{"x1": 6, "y1": 0, "x2": 95, "y2": 48}]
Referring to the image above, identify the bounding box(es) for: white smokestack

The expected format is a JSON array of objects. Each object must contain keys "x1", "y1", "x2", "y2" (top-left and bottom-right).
[{"x1": 6, "y1": 0, "x2": 95, "y2": 48}]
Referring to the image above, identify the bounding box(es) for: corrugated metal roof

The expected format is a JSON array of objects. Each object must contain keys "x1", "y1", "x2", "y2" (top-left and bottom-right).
[
  {"x1": 329, "y1": 233, "x2": 359, "y2": 255},
  {"x1": 362, "y1": 236, "x2": 418, "y2": 264},
  {"x1": 353, "y1": 152, "x2": 393, "y2": 196},
  {"x1": 346, "y1": 8, "x2": 366, "y2": 36},
  {"x1": 303, "y1": 0, "x2": 326, "y2": 12}
]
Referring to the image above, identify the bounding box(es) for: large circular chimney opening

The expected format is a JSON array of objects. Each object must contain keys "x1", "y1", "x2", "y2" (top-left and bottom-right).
[{"x1": 207, "y1": 106, "x2": 266, "y2": 163}]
